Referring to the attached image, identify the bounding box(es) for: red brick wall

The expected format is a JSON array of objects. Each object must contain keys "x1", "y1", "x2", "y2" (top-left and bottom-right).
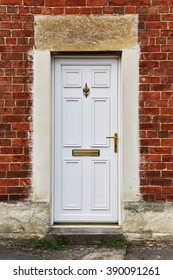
[{"x1": 0, "y1": 0, "x2": 173, "y2": 202}]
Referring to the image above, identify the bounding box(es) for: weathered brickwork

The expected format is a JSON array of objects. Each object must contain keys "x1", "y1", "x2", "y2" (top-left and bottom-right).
[{"x1": 0, "y1": 0, "x2": 173, "y2": 202}]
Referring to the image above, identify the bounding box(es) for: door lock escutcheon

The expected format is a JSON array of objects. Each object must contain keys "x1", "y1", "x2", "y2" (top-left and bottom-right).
[{"x1": 106, "y1": 133, "x2": 118, "y2": 153}]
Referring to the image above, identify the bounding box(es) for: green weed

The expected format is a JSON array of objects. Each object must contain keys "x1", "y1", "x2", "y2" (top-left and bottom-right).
[
  {"x1": 36, "y1": 236, "x2": 71, "y2": 250},
  {"x1": 97, "y1": 238, "x2": 127, "y2": 249}
]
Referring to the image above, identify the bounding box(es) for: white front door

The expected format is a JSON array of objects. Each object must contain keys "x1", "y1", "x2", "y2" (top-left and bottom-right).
[{"x1": 53, "y1": 57, "x2": 119, "y2": 223}]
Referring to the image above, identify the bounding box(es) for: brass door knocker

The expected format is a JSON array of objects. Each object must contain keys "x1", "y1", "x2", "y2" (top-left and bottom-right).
[{"x1": 83, "y1": 83, "x2": 90, "y2": 98}]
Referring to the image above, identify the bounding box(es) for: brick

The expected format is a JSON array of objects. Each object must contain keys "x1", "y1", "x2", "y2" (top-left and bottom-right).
[
  {"x1": 139, "y1": 108, "x2": 160, "y2": 115},
  {"x1": 22, "y1": 163, "x2": 32, "y2": 170},
  {"x1": 17, "y1": 131, "x2": 29, "y2": 138},
  {"x1": 5, "y1": 37, "x2": 17, "y2": 44},
  {"x1": 149, "y1": 148, "x2": 171, "y2": 154},
  {"x1": 10, "y1": 164, "x2": 22, "y2": 171},
  {"x1": 140, "y1": 92, "x2": 160, "y2": 99},
  {"x1": 7, "y1": 171, "x2": 29, "y2": 178},
  {"x1": 7, "y1": 187, "x2": 29, "y2": 194},
  {"x1": 146, "y1": 22, "x2": 167, "y2": 29},
  {"x1": 65, "y1": 7, "x2": 79, "y2": 14},
  {"x1": 9, "y1": 195, "x2": 28, "y2": 201},
  {"x1": 12, "y1": 15, "x2": 34, "y2": 21},
  {"x1": 53, "y1": 8, "x2": 64, "y2": 14},
  {"x1": 148, "y1": 6, "x2": 159, "y2": 14},
  {"x1": 140, "y1": 147, "x2": 148, "y2": 154},
  {"x1": 163, "y1": 156, "x2": 173, "y2": 162},
  {"x1": 162, "y1": 187, "x2": 173, "y2": 194},
  {"x1": 158, "y1": 131, "x2": 168, "y2": 138},
  {"x1": 151, "y1": 84, "x2": 172, "y2": 91},
  {"x1": 125, "y1": 6, "x2": 136, "y2": 13},
  {"x1": 140, "y1": 61, "x2": 159, "y2": 69},
  {"x1": 112, "y1": 6, "x2": 124, "y2": 13},
  {"x1": 152, "y1": 0, "x2": 170, "y2": 4},
  {"x1": 140, "y1": 76, "x2": 160, "y2": 84},
  {"x1": 141, "y1": 45, "x2": 160, "y2": 52},
  {"x1": 160, "y1": 5, "x2": 169, "y2": 13},
  {"x1": 30, "y1": 7, "x2": 41, "y2": 14},
  {"x1": 140, "y1": 186, "x2": 161, "y2": 194},
  {"x1": 0, "y1": 30, "x2": 11, "y2": 37},
  {"x1": 0, "y1": 140, "x2": 11, "y2": 146},
  {"x1": 0, "y1": 188, "x2": 7, "y2": 195},
  {"x1": 109, "y1": 0, "x2": 126, "y2": 5},
  {"x1": 23, "y1": 0, "x2": 44, "y2": 5},
  {"x1": 0, "y1": 179, "x2": 19, "y2": 186},
  {"x1": 161, "y1": 124, "x2": 173, "y2": 130},
  {"x1": 162, "y1": 139, "x2": 173, "y2": 146},
  {"x1": 103, "y1": 7, "x2": 114, "y2": 14},
  {"x1": 0, "y1": 6, "x2": 6, "y2": 13},
  {"x1": 0, "y1": 172, "x2": 6, "y2": 178},
  {"x1": 0, "y1": 164, "x2": 9, "y2": 171},
  {"x1": 13, "y1": 77, "x2": 33, "y2": 84},
  {"x1": 142, "y1": 53, "x2": 167, "y2": 60},
  {"x1": 155, "y1": 194, "x2": 167, "y2": 202},
  {"x1": 7, "y1": 5, "x2": 19, "y2": 13},
  {"x1": 147, "y1": 131, "x2": 158, "y2": 138},
  {"x1": 136, "y1": 6, "x2": 147, "y2": 14},
  {"x1": 149, "y1": 179, "x2": 172, "y2": 186},
  {"x1": 153, "y1": 116, "x2": 173, "y2": 123},
  {"x1": 142, "y1": 194, "x2": 155, "y2": 202},
  {"x1": 1, "y1": 22, "x2": 22, "y2": 29},
  {"x1": 2, "y1": 116, "x2": 24, "y2": 122},
  {"x1": 12, "y1": 155, "x2": 30, "y2": 162},
  {"x1": 0, "y1": 196, "x2": 8, "y2": 202},
  {"x1": 12, "y1": 123, "x2": 30, "y2": 130},
  {"x1": 46, "y1": 0, "x2": 66, "y2": 6},
  {"x1": 140, "y1": 123, "x2": 159, "y2": 130},
  {"x1": 1, "y1": 148, "x2": 23, "y2": 154},
  {"x1": 2, "y1": 0, "x2": 22, "y2": 4},
  {"x1": 167, "y1": 196, "x2": 173, "y2": 202},
  {"x1": 67, "y1": 0, "x2": 86, "y2": 5},
  {"x1": 91, "y1": 7, "x2": 103, "y2": 14},
  {"x1": 155, "y1": 163, "x2": 167, "y2": 170},
  {"x1": 19, "y1": 7, "x2": 29, "y2": 14},
  {"x1": 141, "y1": 171, "x2": 161, "y2": 178},
  {"x1": 1, "y1": 53, "x2": 23, "y2": 61},
  {"x1": 0, "y1": 124, "x2": 11, "y2": 131},
  {"x1": 161, "y1": 45, "x2": 173, "y2": 52},
  {"x1": 142, "y1": 154, "x2": 161, "y2": 162},
  {"x1": 145, "y1": 100, "x2": 168, "y2": 108},
  {"x1": 12, "y1": 139, "x2": 29, "y2": 147},
  {"x1": 41, "y1": 7, "x2": 53, "y2": 15},
  {"x1": 161, "y1": 108, "x2": 173, "y2": 115},
  {"x1": 20, "y1": 178, "x2": 31, "y2": 186},
  {"x1": 87, "y1": 0, "x2": 107, "y2": 5}
]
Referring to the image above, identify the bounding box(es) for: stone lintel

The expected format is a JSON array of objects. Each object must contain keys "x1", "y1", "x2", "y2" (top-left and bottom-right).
[{"x1": 35, "y1": 15, "x2": 138, "y2": 52}]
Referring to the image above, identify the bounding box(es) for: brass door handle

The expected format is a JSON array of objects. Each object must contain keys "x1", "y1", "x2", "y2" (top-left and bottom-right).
[{"x1": 106, "y1": 133, "x2": 118, "y2": 153}]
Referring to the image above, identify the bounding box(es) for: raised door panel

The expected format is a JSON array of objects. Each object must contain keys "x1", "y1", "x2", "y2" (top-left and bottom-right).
[
  {"x1": 62, "y1": 160, "x2": 82, "y2": 210},
  {"x1": 91, "y1": 98, "x2": 110, "y2": 147},
  {"x1": 63, "y1": 98, "x2": 82, "y2": 147},
  {"x1": 63, "y1": 69, "x2": 82, "y2": 88},
  {"x1": 91, "y1": 160, "x2": 110, "y2": 210},
  {"x1": 92, "y1": 69, "x2": 110, "y2": 88}
]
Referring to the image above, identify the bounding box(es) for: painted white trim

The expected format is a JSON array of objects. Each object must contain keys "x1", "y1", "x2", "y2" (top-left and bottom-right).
[
  {"x1": 33, "y1": 50, "x2": 51, "y2": 203},
  {"x1": 121, "y1": 48, "x2": 140, "y2": 202}
]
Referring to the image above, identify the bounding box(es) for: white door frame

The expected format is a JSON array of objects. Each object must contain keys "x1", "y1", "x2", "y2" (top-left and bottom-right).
[
  {"x1": 52, "y1": 55, "x2": 121, "y2": 225},
  {"x1": 33, "y1": 48, "x2": 139, "y2": 229}
]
